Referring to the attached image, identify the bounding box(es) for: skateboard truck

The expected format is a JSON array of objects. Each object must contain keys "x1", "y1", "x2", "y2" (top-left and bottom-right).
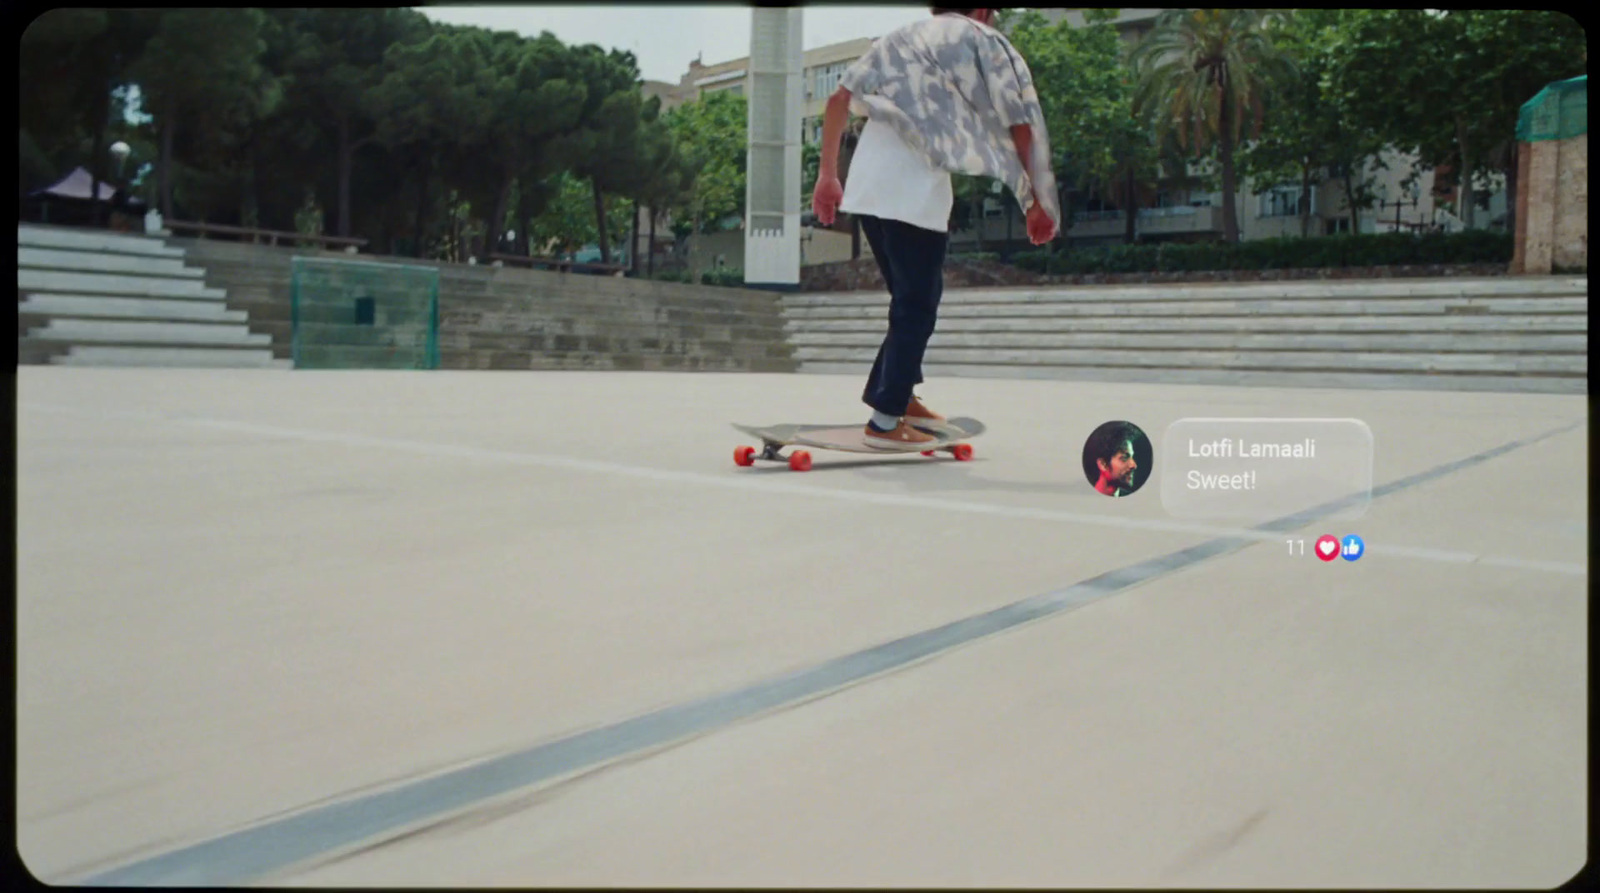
[{"x1": 736, "y1": 441, "x2": 813, "y2": 471}]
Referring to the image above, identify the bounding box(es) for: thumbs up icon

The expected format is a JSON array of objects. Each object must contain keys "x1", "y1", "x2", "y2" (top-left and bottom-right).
[{"x1": 1341, "y1": 535, "x2": 1364, "y2": 562}]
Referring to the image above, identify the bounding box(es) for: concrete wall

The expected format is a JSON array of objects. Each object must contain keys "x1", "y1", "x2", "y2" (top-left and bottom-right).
[
  {"x1": 690, "y1": 226, "x2": 870, "y2": 274},
  {"x1": 168, "y1": 238, "x2": 797, "y2": 372},
  {"x1": 687, "y1": 230, "x2": 746, "y2": 277},
  {"x1": 1515, "y1": 135, "x2": 1589, "y2": 274},
  {"x1": 803, "y1": 228, "x2": 867, "y2": 266}
]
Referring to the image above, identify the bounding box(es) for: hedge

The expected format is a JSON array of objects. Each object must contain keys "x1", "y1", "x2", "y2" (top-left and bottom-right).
[
  {"x1": 647, "y1": 269, "x2": 694, "y2": 283},
  {"x1": 1008, "y1": 230, "x2": 1513, "y2": 276},
  {"x1": 700, "y1": 267, "x2": 745, "y2": 287}
]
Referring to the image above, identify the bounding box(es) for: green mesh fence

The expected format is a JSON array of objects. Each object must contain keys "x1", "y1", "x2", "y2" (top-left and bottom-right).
[
  {"x1": 1517, "y1": 75, "x2": 1586, "y2": 143},
  {"x1": 290, "y1": 257, "x2": 439, "y2": 370}
]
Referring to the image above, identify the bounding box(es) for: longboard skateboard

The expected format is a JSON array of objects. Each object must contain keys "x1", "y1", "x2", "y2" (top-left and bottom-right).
[{"x1": 731, "y1": 417, "x2": 985, "y2": 471}]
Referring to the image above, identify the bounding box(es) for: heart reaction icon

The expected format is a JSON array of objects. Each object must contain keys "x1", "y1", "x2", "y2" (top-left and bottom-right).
[{"x1": 1315, "y1": 535, "x2": 1340, "y2": 562}]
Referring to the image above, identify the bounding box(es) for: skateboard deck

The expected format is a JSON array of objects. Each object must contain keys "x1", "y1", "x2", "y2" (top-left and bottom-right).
[{"x1": 732, "y1": 417, "x2": 985, "y2": 471}]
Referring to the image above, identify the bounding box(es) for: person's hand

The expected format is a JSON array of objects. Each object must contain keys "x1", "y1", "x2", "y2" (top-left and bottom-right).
[
  {"x1": 812, "y1": 175, "x2": 844, "y2": 227},
  {"x1": 1025, "y1": 201, "x2": 1056, "y2": 245}
]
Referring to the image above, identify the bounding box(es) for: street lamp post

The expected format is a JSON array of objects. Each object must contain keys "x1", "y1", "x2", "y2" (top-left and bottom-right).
[
  {"x1": 108, "y1": 142, "x2": 132, "y2": 231},
  {"x1": 110, "y1": 141, "x2": 131, "y2": 184}
]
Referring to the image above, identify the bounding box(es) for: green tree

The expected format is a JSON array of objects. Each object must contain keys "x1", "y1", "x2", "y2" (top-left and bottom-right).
[
  {"x1": 631, "y1": 120, "x2": 697, "y2": 274},
  {"x1": 128, "y1": 8, "x2": 278, "y2": 219},
  {"x1": 272, "y1": 9, "x2": 431, "y2": 236},
  {"x1": 1321, "y1": 9, "x2": 1585, "y2": 233},
  {"x1": 523, "y1": 169, "x2": 632, "y2": 257},
  {"x1": 612, "y1": 111, "x2": 692, "y2": 273},
  {"x1": 561, "y1": 45, "x2": 652, "y2": 263},
  {"x1": 1237, "y1": 9, "x2": 1389, "y2": 237},
  {"x1": 800, "y1": 140, "x2": 821, "y2": 203},
  {"x1": 478, "y1": 31, "x2": 588, "y2": 255},
  {"x1": 20, "y1": 10, "x2": 159, "y2": 216},
  {"x1": 1130, "y1": 9, "x2": 1295, "y2": 242},
  {"x1": 1007, "y1": 8, "x2": 1148, "y2": 243},
  {"x1": 664, "y1": 89, "x2": 747, "y2": 235},
  {"x1": 370, "y1": 24, "x2": 477, "y2": 255},
  {"x1": 373, "y1": 26, "x2": 584, "y2": 256}
]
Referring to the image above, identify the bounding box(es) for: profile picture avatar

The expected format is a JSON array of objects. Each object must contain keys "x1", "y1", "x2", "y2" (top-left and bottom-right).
[{"x1": 1082, "y1": 421, "x2": 1152, "y2": 497}]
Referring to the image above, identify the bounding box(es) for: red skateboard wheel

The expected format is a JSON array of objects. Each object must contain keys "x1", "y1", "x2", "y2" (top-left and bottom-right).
[
  {"x1": 789, "y1": 450, "x2": 812, "y2": 472},
  {"x1": 952, "y1": 443, "x2": 974, "y2": 461},
  {"x1": 734, "y1": 446, "x2": 756, "y2": 467}
]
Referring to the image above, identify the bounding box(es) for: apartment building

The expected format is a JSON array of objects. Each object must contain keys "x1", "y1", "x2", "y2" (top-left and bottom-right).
[
  {"x1": 640, "y1": 79, "x2": 696, "y2": 113},
  {"x1": 667, "y1": 38, "x2": 875, "y2": 144}
]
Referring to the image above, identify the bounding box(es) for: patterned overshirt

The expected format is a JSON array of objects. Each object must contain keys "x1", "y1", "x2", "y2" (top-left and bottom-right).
[{"x1": 837, "y1": 13, "x2": 1061, "y2": 227}]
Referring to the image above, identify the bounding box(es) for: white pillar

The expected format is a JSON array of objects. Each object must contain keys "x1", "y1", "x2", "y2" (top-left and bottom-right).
[{"x1": 744, "y1": 6, "x2": 803, "y2": 287}]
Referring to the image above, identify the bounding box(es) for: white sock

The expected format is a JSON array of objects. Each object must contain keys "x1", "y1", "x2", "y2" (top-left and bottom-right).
[{"x1": 868, "y1": 410, "x2": 900, "y2": 432}]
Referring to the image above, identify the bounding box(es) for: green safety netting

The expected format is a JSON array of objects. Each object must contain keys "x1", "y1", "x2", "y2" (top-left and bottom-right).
[
  {"x1": 1517, "y1": 74, "x2": 1586, "y2": 143},
  {"x1": 290, "y1": 256, "x2": 440, "y2": 370}
]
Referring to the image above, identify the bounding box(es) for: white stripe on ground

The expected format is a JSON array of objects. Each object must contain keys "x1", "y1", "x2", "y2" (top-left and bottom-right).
[{"x1": 19, "y1": 403, "x2": 1585, "y2": 577}]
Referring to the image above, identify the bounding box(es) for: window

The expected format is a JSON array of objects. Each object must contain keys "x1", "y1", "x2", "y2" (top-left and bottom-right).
[
  {"x1": 1259, "y1": 185, "x2": 1314, "y2": 218},
  {"x1": 803, "y1": 117, "x2": 823, "y2": 144},
  {"x1": 1325, "y1": 217, "x2": 1352, "y2": 235},
  {"x1": 810, "y1": 61, "x2": 851, "y2": 102}
]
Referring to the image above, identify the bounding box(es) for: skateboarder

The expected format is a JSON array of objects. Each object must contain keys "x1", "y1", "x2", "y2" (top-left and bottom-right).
[{"x1": 811, "y1": 7, "x2": 1060, "y2": 448}]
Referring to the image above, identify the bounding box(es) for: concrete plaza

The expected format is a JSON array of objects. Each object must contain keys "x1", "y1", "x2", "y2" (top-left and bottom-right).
[{"x1": 15, "y1": 364, "x2": 1587, "y2": 887}]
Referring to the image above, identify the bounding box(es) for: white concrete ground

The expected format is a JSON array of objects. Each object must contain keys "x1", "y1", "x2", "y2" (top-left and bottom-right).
[{"x1": 15, "y1": 366, "x2": 1587, "y2": 887}]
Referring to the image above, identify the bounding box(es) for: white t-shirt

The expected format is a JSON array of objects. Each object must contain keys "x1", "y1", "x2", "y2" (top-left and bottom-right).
[{"x1": 839, "y1": 118, "x2": 953, "y2": 233}]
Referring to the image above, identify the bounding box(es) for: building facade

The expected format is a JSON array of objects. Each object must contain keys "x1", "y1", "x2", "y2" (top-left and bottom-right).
[
  {"x1": 648, "y1": 8, "x2": 1511, "y2": 269},
  {"x1": 668, "y1": 37, "x2": 874, "y2": 145}
]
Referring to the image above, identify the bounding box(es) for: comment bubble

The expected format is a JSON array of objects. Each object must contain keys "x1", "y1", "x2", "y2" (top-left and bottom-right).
[{"x1": 1160, "y1": 418, "x2": 1374, "y2": 522}]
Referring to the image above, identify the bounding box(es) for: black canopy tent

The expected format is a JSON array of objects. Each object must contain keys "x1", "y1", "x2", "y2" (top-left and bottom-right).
[{"x1": 23, "y1": 166, "x2": 146, "y2": 227}]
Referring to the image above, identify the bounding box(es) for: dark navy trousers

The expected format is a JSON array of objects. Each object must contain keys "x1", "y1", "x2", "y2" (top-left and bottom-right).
[{"x1": 856, "y1": 214, "x2": 949, "y2": 417}]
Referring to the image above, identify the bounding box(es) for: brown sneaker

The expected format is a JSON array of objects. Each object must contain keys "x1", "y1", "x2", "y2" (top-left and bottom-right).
[
  {"x1": 864, "y1": 418, "x2": 938, "y2": 449},
  {"x1": 905, "y1": 395, "x2": 945, "y2": 422}
]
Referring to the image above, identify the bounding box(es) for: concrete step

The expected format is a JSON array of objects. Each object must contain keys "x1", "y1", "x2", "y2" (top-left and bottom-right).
[
  {"x1": 222, "y1": 295, "x2": 786, "y2": 329},
  {"x1": 49, "y1": 345, "x2": 288, "y2": 368},
  {"x1": 782, "y1": 277, "x2": 1589, "y2": 308},
  {"x1": 17, "y1": 246, "x2": 204, "y2": 279},
  {"x1": 19, "y1": 269, "x2": 227, "y2": 300},
  {"x1": 436, "y1": 349, "x2": 796, "y2": 373},
  {"x1": 18, "y1": 294, "x2": 247, "y2": 323},
  {"x1": 27, "y1": 318, "x2": 272, "y2": 346},
  {"x1": 17, "y1": 224, "x2": 187, "y2": 258},
  {"x1": 790, "y1": 315, "x2": 1592, "y2": 334},
  {"x1": 790, "y1": 331, "x2": 1588, "y2": 353},
  {"x1": 446, "y1": 287, "x2": 785, "y2": 314},
  {"x1": 782, "y1": 296, "x2": 1589, "y2": 320},
  {"x1": 291, "y1": 344, "x2": 436, "y2": 369},
  {"x1": 256, "y1": 320, "x2": 793, "y2": 352},
  {"x1": 794, "y1": 345, "x2": 1587, "y2": 375},
  {"x1": 18, "y1": 340, "x2": 73, "y2": 365},
  {"x1": 442, "y1": 330, "x2": 794, "y2": 354},
  {"x1": 239, "y1": 292, "x2": 783, "y2": 321},
  {"x1": 797, "y1": 363, "x2": 1587, "y2": 394}
]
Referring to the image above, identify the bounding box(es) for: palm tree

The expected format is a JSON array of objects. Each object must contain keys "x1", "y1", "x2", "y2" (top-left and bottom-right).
[{"x1": 1129, "y1": 9, "x2": 1294, "y2": 243}]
